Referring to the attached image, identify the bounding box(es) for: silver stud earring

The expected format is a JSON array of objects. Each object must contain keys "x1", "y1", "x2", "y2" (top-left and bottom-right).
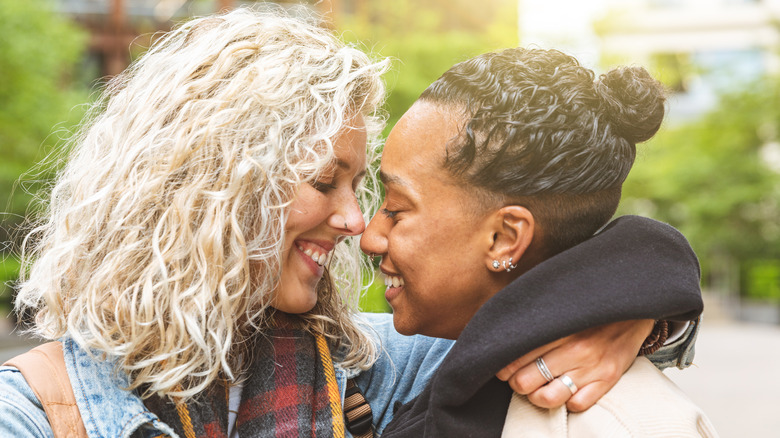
[
  {"x1": 492, "y1": 260, "x2": 501, "y2": 270},
  {"x1": 369, "y1": 253, "x2": 376, "y2": 262},
  {"x1": 505, "y1": 257, "x2": 518, "y2": 272}
]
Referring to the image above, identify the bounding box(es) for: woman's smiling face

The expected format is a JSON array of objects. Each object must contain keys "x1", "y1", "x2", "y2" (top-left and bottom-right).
[
  {"x1": 360, "y1": 102, "x2": 503, "y2": 339},
  {"x1": 272, "y1": 117, "x2": 368, "y2": 314}
]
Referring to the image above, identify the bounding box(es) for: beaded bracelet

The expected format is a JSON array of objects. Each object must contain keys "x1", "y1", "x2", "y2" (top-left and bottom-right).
[{"x1": 638, "y1": 320, "x2": 669, "y2": 356}]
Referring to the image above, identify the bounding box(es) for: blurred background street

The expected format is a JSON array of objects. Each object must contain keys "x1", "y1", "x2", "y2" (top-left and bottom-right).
[
  {"x1": 2, "y1": 1, "x2": 780, "y2": 437},
  {"x1": 664, "y1": 294, "x2": 780, "y2": 437},
  {"x1": 2, "y1": 294, "x2": 779, "y2": 436}
]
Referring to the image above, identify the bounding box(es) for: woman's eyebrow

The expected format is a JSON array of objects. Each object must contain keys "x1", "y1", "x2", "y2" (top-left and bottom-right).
[
  {"x1": 379, "y1": 170, "x2": 408, "y2": 188},
  {"x1": 336, "y1": 158, "x2": 366, "y2": 180}
]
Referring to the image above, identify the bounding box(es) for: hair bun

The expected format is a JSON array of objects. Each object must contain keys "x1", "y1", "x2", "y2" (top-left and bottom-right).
[{"x1": 596, "y1": 66, "x2": 666, "y2": 144}]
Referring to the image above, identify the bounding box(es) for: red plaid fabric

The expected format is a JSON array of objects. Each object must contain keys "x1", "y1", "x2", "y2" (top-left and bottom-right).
[{"x1": 145, "y1": 327, "x2": 344, "y2": 437}]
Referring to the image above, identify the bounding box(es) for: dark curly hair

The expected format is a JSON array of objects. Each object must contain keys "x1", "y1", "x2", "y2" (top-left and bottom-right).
[{"x1": 420, "y1": 47, "x2": 666, "y2": 258}]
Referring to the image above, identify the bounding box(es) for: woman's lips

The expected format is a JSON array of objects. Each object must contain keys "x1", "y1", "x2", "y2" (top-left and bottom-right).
[
  {"x1": 382, "y1": 273, "x2": 405, "y2": 302},
  {"x1": 295, "y1": 244, "x2": 328, "y2": 276},
  {"x1": 385, "y1": 284, "x2": 403, "y2": 302}
]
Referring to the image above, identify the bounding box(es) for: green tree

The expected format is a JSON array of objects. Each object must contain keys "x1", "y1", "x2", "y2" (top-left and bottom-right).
[
  {"x1": 0, "y1": 0, "x2": 87, "y2": 235},
  {"x1": 336, "y1": 0, "x2": 517, "y2": 311},
  {"x1": 338, "y1": 0, "x2": 518, "y2": 132},
  {"x1": 0, "y1": 0, "x2": 88, "y2": 317},
  {"x1": 619, "y1": 75, "x2": 780, "y2": 299}
]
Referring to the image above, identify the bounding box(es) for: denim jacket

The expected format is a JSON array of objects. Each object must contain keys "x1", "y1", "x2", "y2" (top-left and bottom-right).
[{"x1": 0, "y1": 313, "x2": 697, "y2": 437}]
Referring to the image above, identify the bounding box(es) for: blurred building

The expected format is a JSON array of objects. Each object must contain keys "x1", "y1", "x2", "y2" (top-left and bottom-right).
[
  {"x1": 331, "y1": 0, "x2": 506, "y2": 32},
  {"x1": 519, "y1": 0, "x2": 780, "y2": 121},
  {"x1": 54, "y1": 0, "x2": 510, "y2": 84},
  {"x1": 53, "y1": 0, "x2": 323, "y2": 79}
]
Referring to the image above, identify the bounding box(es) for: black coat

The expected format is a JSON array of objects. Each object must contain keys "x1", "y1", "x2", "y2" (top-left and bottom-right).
[{"x1": 381, "y1": 215, "x2": 703, "y2": 437}]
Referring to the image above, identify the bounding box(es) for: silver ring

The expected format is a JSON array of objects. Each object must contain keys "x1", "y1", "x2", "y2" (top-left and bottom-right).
[
  {"x1": 559, "y1": 374, "x2": 578, "y2": 395},
  {"x1": 535, "y1": 357, "x2": 554, "y2": 383}
]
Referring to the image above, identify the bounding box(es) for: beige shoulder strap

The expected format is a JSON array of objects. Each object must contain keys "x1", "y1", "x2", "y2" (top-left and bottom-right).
[{"x1": 3, "y1": 341, "x2": 88, "y2": 438}]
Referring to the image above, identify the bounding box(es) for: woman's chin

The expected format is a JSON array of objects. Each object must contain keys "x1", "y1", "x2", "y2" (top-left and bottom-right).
[{"x1": 272, "y1": 295, "x2": 318, "y2": 314}]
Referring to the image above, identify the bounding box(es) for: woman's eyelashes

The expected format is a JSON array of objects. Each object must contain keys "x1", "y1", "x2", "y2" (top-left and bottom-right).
[
  {"x1": 381, "y1": 207, "x2": 399, "y2": 219},
  {"x1": 311, "y1": 180, "x2": 337, "y2": 193},
  {"x1": 312, "y1": 172, "x2": 364, "y2": 195}
]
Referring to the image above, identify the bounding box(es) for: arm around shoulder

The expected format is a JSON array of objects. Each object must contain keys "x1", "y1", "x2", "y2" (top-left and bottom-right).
[{"x1": 502, "y1": 357, "x2": 719, "y2": 437}]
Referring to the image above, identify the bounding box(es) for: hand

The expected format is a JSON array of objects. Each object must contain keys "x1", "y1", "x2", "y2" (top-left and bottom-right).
[{"x1": 495, "y1": 319, "x2": 654, "y2": 412}]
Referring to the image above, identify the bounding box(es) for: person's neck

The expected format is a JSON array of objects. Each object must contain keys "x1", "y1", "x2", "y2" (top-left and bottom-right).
[{"x1": 448, "y1": 253, "x2": 552, "y2": 340}]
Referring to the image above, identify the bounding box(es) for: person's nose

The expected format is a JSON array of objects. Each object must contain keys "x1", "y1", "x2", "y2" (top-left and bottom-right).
[
  {"x1": 330, "y1": 190, "x2": 366, "y2": 236},
  {"x1": 360, "y1": 209, "x2": 389, "y2": 257}
]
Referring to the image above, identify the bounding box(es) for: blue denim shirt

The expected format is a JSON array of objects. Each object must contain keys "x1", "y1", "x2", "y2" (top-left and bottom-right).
[
  {"x1": 0, "y1": 313, "x2": 451, "y2": 438},
  {"x1": 0, "y1": 313, "x2": 697, "y2": 437}
]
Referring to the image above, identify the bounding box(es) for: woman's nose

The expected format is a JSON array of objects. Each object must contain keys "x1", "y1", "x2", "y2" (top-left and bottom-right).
[
  {"x1": 331, "y1": 191, "x2": 365, "y2": 236},
  {"x1": 360, "y1": 211, "x2": 388, "y2": 256}
]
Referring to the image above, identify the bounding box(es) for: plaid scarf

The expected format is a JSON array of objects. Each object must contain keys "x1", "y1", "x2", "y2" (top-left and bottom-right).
[{"x1": 145, "y1": 328, "x2": 345, "y2": 438}]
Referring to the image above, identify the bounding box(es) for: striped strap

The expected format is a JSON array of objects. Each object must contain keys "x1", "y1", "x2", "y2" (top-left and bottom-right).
[
  {"x1": 315, "y1": 333, "x2": 346, "y2": 438},
  {"x1": 344, "y1": 379, "x2": 374, "y2": 438},
  {"x1": 172, "y1": 385, "x2": 197, "y2": 438}
]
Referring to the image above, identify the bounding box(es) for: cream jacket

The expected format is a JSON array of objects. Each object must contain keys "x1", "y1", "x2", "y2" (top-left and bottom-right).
[{"x1": 502, "y1": 357, "x2": 718, "y2": 437}]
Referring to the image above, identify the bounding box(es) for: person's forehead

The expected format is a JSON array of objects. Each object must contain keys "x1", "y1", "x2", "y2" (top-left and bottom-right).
[
  {"x1": 384, "y1": 102, "x2": 461, "y2": 165},
  {"x1": 333, "y1": 116, "x2": 368, "y2": 169},
  {"x1": 379, "y1": 101, "x2": 466, "y2": 204}
]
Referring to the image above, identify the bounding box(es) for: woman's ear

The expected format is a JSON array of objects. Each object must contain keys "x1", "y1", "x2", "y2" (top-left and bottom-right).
[{"x1": 486, "y1": 205, "x2": 535, "y2": 272}]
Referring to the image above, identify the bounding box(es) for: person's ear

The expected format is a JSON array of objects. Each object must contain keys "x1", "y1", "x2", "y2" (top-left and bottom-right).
[{"x1": 485, "y1": 205, "x2": 534, "y2": 272}]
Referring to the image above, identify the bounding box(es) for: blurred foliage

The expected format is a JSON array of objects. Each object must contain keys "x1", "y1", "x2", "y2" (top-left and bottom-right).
[
  {"x1": 0, "y1": 255, "x2": 20, "y2": 319},
  {"x1": 337, "y1": 0, "x2": 518, "y2": 312},
  {"x1": 337, "y1": 0, "x2": 518, "y2": 133},
  {"x1": 649, "y1": 52, "x2": 696, "y2": 93},
  {"x1": 0, "y1": 0, "x2": 88, "y2": 236},
  {"x1": 0, "y1": 0, "x2": 88, "y2": 315},
  {"x1": 4, "y1": 0, "x2": 774, "y2": 312},
  {"x1": 744, "y1": 260, "x2": 780, "y2": 301},
  {"x1": 359, "y1": 270, "x2": 392, "y2": 313},
  {"x1": 619, "y1": 74, "x2": 780, "y2": 299}
]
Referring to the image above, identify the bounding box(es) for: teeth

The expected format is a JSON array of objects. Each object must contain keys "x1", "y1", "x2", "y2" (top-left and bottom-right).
[
  {"x1": 383, "y1": 274, "x2": 404, "y2": 288},
  {"x1": 297, "y1": 245, "x2": 331, "y2": 266}
]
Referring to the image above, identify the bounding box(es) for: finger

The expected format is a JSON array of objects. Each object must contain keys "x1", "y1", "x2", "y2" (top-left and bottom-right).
[
  {"x1": 507, "y1": 356, "x2": 556, "y2": 395},
  {"x1": 533, "y1": 350, "x2": 621, "y2": 403},
  {"x1": 496, "y1": 356, "x2": 528, "y2": 382},
  {"x1": 566, "y1": 381, "x2": 613, "y2": 412},
  {"x1": 496, "y1": 338, "x2": 566, "y2": 381},
  {"x1": 505, "y1": 338, "x2": 594, "y2": 395},
  {"x1": 526, "y1": 378, "x2": 576, "y2": 409}
]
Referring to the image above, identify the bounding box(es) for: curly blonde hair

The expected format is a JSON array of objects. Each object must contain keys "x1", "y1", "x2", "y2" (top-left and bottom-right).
[{"x1": 16, "y1": 7, "x2": 387, "y2": 399}]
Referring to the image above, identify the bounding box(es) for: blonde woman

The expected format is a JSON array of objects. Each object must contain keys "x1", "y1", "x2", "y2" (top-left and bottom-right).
[
  {"x1": 0, "y1": 8, "x2": 696, "y2": 438},
  {"x1": 1, "y1": 8, "x2": 394, "y2": 436}
]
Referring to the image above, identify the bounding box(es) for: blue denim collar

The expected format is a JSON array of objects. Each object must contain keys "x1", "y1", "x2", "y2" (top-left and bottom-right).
[
  {"x1": 62, "y1": 338, "x2": 178, "y2": 438},
  {"x1": 61, "y1": 337, "x2": 359, "y2": 438}
]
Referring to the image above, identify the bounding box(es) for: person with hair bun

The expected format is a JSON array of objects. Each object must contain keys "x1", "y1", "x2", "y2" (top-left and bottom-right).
[
  {"x1": 363, "y1": 47, "x2": 717, "y2": 436},
  {"x1": 0, "y1": 11, "x2": 702, "y2": 437}
]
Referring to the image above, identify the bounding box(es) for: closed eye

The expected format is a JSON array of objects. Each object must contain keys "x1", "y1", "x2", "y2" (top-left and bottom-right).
[
  {"x1": 311, "y1": 180, "x2": 337, "y2": 193},
  {"x1": 381, "y1": 208, "x2": 399, "y2": 219}
]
